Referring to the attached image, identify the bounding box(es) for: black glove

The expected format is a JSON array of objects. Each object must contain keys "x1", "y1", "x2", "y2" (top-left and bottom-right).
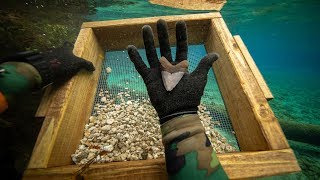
[
  {"x1": 127, "y1": 19, "x2": 219, "y2": 124},
  {"x1": 0, "y1": 42, "x2": 95, "y2": 87}
]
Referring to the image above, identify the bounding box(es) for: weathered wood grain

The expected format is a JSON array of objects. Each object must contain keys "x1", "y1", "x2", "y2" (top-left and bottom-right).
[
  {"x1": 35, "y1": 86, "x2": 53, "y2": 118},
  {"x1": 205, "y1": 17, "x2": 289, "y2": 151},
  {"x1": 82, "y1": 13, "x2": 221, "y2": 51},
  {"x1": 28, "y1": 28, "x2": 104, "y2": 168},
  {"x1": 233, "y1": 35, "x2": 273, "y2": 100},
  {"x1": 47, "y1": 28, "x2": 105, "y2": 167},
  {"x1": 24, "y1": 149, "x2": 300, "y2": 180}
]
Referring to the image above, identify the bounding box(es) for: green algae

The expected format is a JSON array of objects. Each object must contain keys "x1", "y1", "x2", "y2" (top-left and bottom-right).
[{"x1": 0, "y1": 2, "x2": 90, "y2": 56}]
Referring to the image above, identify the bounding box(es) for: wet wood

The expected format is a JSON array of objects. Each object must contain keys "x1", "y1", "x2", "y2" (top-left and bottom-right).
[
  {"x1": 28, "y1": 28, "x2": 104, "y2": 168},
  {"x1": 35, "y1": 85, "x2": 53, "y2": 118},
  {"x1": 233, "y1": 35, "x2": 274, "y2": 100},
  {"x1": 24, "y1": 149, "x2": 300, "y2": 180},
  {"x1": 205, "y1": 17, "x2": 289, "y2": 151},
  {"x1": 149, "y1": 0, "x2": 226, "y2": 11},
  {"x1": 219, "y1": 148, "x2": 300, "y2": 179},
  {"x1": 82, "y1": 13, "x2": 221, "y2": 51},
  {"x1": 46, "y1": 28, "x2": 104, "y2": 167}
]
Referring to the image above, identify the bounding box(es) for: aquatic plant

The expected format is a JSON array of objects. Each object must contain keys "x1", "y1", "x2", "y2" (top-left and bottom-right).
[{"x1": 0, "y1": 1, "x2": 92, "y2": 56}]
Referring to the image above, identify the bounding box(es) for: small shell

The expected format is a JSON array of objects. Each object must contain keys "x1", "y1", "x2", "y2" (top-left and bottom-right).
[
  {"x1": 101, "y1": 97, "x2": 107, "y2": 103},
  {"x1": 101, "y1": 125, "x2": 111, "y2": 132},
  {"x1": 106, "y1": 67, "x2": 112, "y2": 74},
  {"x1": 106, "y1": 119, "x2": 114, "y2": 125},
  {"x1": 126, "y1": 100, "x2": 132, "y2": 105}
]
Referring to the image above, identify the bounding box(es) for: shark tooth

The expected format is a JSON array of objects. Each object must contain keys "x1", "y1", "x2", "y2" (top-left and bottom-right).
[
  {"x1": 159, "y1": 56, "x2": 188, "y2": 91},
  {"x1": 161, "y1": 71, "x2": 185, "y2": 91}
]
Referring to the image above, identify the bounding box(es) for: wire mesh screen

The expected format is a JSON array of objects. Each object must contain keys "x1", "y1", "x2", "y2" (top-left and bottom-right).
[{"x1": 92, "y1": 44, "x2": 239, "y2": 150}]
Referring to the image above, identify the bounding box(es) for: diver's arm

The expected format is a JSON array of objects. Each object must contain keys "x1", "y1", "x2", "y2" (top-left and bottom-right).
[
  {"x1": 161, "y1": 114, "x2": 228, "y2": 179},
  {"x1": 0, "y1": 43, "x2": 95, "y2": 113},
  {"x1": 128, "y1": 19, "x2": 229, "y2": 179}
]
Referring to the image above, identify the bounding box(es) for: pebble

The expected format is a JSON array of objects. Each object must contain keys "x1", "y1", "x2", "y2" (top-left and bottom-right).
[
  {"x1": 101, "y1": 97, "x2": 107, "y2": 103},
  {"x1": 101, "y1": 125, "x2": 111, "y2": 132},
  {"x1": 71, "y1": 88, "x2": 237, "y2": 165},
  {"x1": 106, "y1": 67, "x2": 112, "y2": 74}
]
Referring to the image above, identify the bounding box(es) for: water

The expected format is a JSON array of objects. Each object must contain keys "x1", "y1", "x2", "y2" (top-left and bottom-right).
[
  {"x1": 85, "y1": 0, "x2": 320, "y2": 179},
  {"x1": 1, "y1": 0, "x2": 318, "y2": 178},
  {"x1": 222, "y1": 0, "x2": 320, "y2": 126},
  {"x1": 220, "y1": 1, "x2": 320, "y2": 178}
]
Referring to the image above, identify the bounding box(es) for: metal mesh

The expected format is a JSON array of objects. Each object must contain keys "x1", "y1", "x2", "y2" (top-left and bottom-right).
[{"x1": 91, "y1": 44, "x2": 239, "y2": 150}]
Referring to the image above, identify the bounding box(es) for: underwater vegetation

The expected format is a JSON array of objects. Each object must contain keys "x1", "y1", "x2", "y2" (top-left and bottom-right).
[{"x1": 0, "y1": 0, "x2": 96, "y2": 56}]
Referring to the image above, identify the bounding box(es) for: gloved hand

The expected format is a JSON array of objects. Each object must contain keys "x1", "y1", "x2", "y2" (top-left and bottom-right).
[
  {"x1": 127, "y1": 19, "x2": 219, "y2": 124},
  {"x1": 0, "y1": 42, "x2": 95, "y2": 113},
  {"x1": 0, "y1": 42, "x2": 95, "y2": 87}
]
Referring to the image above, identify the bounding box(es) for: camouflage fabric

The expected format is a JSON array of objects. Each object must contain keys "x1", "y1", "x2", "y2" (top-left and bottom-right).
[
  {"x1": 0, "y1": 62, "x2": 41, "y2": 105},
  {"x1": 161, "y1": 114, "x2": 229, "y2": 179}
]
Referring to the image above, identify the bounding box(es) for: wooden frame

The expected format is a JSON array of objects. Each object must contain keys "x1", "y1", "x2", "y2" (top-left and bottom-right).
[{"x1": 24, "y1": 13, "x2": 300, "y2": 179}]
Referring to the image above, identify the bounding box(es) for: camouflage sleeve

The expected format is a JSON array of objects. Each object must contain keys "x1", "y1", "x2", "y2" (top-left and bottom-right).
[
  {"x1": 161, "y1": 114, "x2": 229, "y2": 179},
  {"x1": 0, "y1": 62, "x2": 42, "y2": 112}
]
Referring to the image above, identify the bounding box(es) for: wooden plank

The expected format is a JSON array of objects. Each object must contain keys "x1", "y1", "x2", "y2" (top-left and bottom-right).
[
  {"x1": 27, "y1": 28, "x2": 104, "y2": 168},
  {"x1": 28, "y1": 80, "x2": 74, "y2": 168},
  {"x1": 81, "y1": 13, "x2": 221, "y2": 51},
  {"x1": 204, "y1": 16, "x2": 289, "y2": 151},
  {"x1": 219, "y1": 149, "x2": 300, "y2": 179},
  {"x1": 24, "y1": 159, "x2": 166, "y2": 180},
  {"x1": 82, "y1": 159, "x2": 167, "y2": 180},
  {"x1": 81, "y1": 13, "x2": 221, "y2": 29},
  {"x1": 24, "y1": 149, "x2": 300, "y2": 179},
  {"x1": 233, "y1": 35, "x2": 274, "y2": 100},
  {"x1": 35, "y1": 85, "x2": 53, "y2": 118},
  {"x1": 47, "y1": 28, "x2": 105, "y2": 167},
  {"x1": 149, "y1": 0, "x2": 226, "y2": 11}
]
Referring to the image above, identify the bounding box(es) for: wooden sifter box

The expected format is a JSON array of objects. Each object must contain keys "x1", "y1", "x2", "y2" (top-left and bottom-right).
[{"x1": 23, "y1": 13, "x2": 300, "y2": 179}]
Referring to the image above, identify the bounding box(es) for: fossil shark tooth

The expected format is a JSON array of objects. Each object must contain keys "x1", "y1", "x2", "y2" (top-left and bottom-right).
[{"x1": 159, "y1": 56, "x2": 188, "y2": 91}]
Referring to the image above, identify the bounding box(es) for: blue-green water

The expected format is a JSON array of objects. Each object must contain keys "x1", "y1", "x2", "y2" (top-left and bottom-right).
[
  {"x1": 86, "y1": 0, "x2": 320, "y2": 178},
  {"x1": 222, "y1": 1, "x2": 320, "y2": 126}
]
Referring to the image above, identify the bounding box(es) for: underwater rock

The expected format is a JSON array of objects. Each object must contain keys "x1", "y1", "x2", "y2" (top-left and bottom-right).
[
  {"x1": 101, "y1": 125, "x2": 111, "y2": 132},
  {"x1": 101, "y1": 97, "x2": 107, "y2": 103}
]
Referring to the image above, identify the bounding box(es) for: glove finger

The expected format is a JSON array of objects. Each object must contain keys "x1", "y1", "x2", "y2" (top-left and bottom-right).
[
  {"x1": 77, "y1": 58, "x2": 95, "y2": 72},
  {"x1": 175, "y1": 21, "x2": 188, "y2": 62},
  {"x1": 63, "y1": 41, "x2": 74, "y2": 48},
  {"x1": 127, "y1": 45, "x2": 150, "y2": 79},
  {"x1": 26, "y1": 54, "x2": 43, "y2": 61},
  {"x1": 0, "y1": 51, "x2": 39, "y2": 64},
  {"x1": 191, "y1": 53, "x2": 219, "y2": 77},
  {"x1": 157, "y1": 19, "x2": 173, "y2": 62},
  {"x1": 142, "y1": 25, "x2": 159, "y2": 68}
]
